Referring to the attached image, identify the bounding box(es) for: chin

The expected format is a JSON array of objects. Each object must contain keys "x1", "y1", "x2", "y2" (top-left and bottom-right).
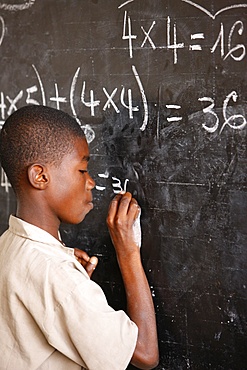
[
  {"x1": 77, "y1": 210, "x2": 92, "y2": 224},
  {"x1": 64, "y1": 206, "x2": 93, "y2": 225}
]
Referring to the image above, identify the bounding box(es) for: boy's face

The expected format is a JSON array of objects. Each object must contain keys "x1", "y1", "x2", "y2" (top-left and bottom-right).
[{"x1": 46, "y1": 136, "x2": 95, "y2": 225}]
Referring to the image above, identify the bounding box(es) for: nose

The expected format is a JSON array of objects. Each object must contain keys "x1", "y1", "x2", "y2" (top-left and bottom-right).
[{"x1": 86, "y1": 173, "x2": 95, "y2": 190}]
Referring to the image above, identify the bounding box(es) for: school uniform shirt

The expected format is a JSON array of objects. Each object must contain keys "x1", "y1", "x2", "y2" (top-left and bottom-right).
[{"x1": 0, "y1": 215, "x2": 138, "y2": 370}]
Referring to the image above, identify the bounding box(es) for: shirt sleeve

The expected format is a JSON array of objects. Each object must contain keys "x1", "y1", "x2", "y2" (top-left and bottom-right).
[{"x1": 42, "y1": 271, "x2": 138, "y2": 370}]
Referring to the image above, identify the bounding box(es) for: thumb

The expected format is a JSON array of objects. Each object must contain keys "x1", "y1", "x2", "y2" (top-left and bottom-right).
[{"x1": 85, "y1": 256, "x2": 98, "y2": 278}]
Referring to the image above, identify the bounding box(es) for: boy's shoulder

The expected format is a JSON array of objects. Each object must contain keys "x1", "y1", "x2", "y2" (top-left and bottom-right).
[{"x1": 0, "y1": 215, "x2": 89, "y2": 283}]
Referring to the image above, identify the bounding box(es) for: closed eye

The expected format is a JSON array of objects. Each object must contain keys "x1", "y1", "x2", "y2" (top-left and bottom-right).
[{"x1": 79, "y1": 170, "x2": 87, "y2": 174}]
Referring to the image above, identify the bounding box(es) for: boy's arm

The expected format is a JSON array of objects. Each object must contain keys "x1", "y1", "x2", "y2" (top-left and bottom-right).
[{"x1": 107, "y1": 192, "x2": 159, "y2": 370}]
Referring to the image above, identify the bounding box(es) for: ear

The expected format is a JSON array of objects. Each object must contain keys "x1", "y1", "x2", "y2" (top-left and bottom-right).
[{"x1": 27, "y1": 164, "x2": 49, "y2": 190}]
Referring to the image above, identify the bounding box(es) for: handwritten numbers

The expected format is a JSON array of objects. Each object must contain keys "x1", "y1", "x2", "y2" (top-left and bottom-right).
[
  {"x1": 225, "y1": 21, "x2": 246, "y2": 61},
  {"x1": 122, "y1": 11, "x2": 137, "y2": 58},
  {"x1": 211, "y1": 23, "x2": 224, "y2": 57},
  {"x1": 81, "y1": 81, "x2": 100, "y2": 117},
  {"x1": 211, "y1": 21, "x2": 246, "y2": 61},
  {"x1": 199, "y1": 97, "x2": 219, "y2": 133},
  {"x1": 96, "y1": 171, "x2": 129, "y2": 193},
  {"x1": 112, "y1": 177, "x2": 129, "y2": 193},
  {"x1": 199, "y1": 91, "x2": 246, "y2": 134},
  {"x1": 120, "y1": 87, "x2": 139, "y2": 119},
  {"x1": 166, "y1": 16, "x2": 185, "y2": 64},
  {"x1": 26, "y1": 85, "x2": 39, "y2": 106},
  {"x1": 220, "y1": 91, "x2": 246, "y2": 133}
]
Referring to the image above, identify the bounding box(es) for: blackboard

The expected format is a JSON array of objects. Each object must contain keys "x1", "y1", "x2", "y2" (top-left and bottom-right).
[{"x1": 0, "y1": 1, "x2": 246, "y2": 369}]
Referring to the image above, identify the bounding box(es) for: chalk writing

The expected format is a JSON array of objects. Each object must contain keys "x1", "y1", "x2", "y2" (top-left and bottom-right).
[
  {"x1": 96, "y1": 171, "x2": 130, "y2": 194},
  {"x1": 119, "y1": 0, "x2": 247, "y2": 19},
  {"x1": 211, "y1": 21, "x2": 246, "y2": 61},
  {"x1": 112, "y1": 177, "x2": 129, "y2": 194},
  {"x1": 166, "y1": 105, "x2": 183, "y2": 123},
  {"x1": 0, "y1": 0, "x2": 36, "y2": 11},
  {"x1": 0, "y1": 16, "x2": 4, "y2": 47},
  {"x1": 122, "y1": 10, "x2": 137, "y2": 59},
  {"x1": 81, "y1": 81, "x2": 100, "y2": 117},
  {"x1": 166, "y1": 16, "x2": 185, "y2": 65},
  {"x1": 103, "y1": 88, "x2": 119, "y2": 113},
  {"x1": 118, "y1": 0, "x2": 134, "y2": 9},
  {"x1": 0, "y1": 66, "x2": 246, "y2": 137},
  {"x1": 50, "y1": 83, "x2": 67, "y2": 110},
  {"x1": 181, "y1": 0, "x2": 247, "y2": 20},
  {"x1": 0, "y1": 168, "x2": 10, "y2": 193},
  {"x1": 190, "y1": 33, "x2": 204, "y2": 51},
  {"x1": 121, "y1": 11, "x2": 246, "y2": 63},
  {"x1": 132, "y1": 65, "x2": 148, "y2": 130},
  {"x1": 141, "y1": 21, "x2": 156, "y2": 50},
  {"x1": 32, "y1": 64, "x2": 46, "y2": 106},
  {"x1": 199, "y1": 91, "x2": 246, "y2": 134}
]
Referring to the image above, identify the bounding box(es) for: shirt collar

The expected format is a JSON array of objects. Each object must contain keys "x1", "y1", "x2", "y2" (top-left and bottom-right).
[{"x1": 8, "y1": 215, "x2": 75, "y2": 257}]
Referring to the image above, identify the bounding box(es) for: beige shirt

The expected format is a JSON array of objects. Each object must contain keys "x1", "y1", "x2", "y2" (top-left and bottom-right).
[{"x1": 0, "y1": 216, "x2": 138, "y2": 370}]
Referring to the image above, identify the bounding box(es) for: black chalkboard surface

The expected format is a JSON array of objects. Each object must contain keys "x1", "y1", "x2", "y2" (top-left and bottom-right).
[{"x1": 0, "y1": 1, "x2": 246, "y2": 369}]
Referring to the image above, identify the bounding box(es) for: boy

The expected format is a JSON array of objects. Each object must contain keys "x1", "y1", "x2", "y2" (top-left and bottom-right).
[{"x1": 0, "y1": 105, "x2": 159, "y2": 370}]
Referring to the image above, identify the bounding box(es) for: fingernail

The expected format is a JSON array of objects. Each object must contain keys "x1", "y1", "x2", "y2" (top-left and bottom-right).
[{"x1": 89, "y1": 256, "x2": 98, "y2": 265}]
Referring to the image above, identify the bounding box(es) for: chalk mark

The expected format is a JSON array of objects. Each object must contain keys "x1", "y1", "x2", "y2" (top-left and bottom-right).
[
  {"x1": 132, "y1": 65, "x2": 148, "y2": 131},
  {"x1": 118, "y1": 0, "x2": 134, "y2": 9},
  {"x1": 182, "y1": 0, "x2": 247, "y2": 19},
  {"x1": 0, "y1": 0, "x2": 36, "y2": 11},
  {"x1": 0, "y1": 16, "x2": 5, "y2": 47},
  {"x1": 32, "y1": 64, "x2": 46, "y2": 106},
  {"x1": 157, "y1": 181, "x2": 206, "y2": 187}
]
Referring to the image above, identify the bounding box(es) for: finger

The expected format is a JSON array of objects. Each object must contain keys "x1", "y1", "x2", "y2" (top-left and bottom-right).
[
  {"x1": 85, "y1": 256, "x2": 98, "y2": 278},
  {"x1": 127, "y1": 196, "x2": 140, "y2": 220},
  {"x1": 74, "y1": 248, "x2": 90, "y2": 267},
  {"x1": 117, "y1": 192, "x2": 133, "y2": 216},
  {"x1": 107, "y1": 193, "x2": 122, "y2": 224}
]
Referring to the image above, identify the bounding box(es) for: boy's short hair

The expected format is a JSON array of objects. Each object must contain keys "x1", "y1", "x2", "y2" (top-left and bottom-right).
[{"x1": 0, "y1": 105, "x2": 85, "y2": 193}]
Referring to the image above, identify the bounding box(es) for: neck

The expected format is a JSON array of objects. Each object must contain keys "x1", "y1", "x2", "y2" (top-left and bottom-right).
[{"x1": 16, "y1": 198, "x2": 60, "y2": 241}]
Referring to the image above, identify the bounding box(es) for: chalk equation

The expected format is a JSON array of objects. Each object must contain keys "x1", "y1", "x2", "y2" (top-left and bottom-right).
[
  {"x1": 122, "y1": 11, "x2": 246, "y2": 64},
  {"x1": 1, "y1": 167, "x2": 130, "y2": 195},
  {"x1": 96, "y1": 171, "x2": 129, "y2": 194},
  {"x1": 0, "y1": 65, "x2": 246, "y2": 140},
  {"x1": 0, "y1": 8, "x2": 245, "y2": 65},
  {"x1": 0, "y1": 64, "x2": 148, "y2": 142}
]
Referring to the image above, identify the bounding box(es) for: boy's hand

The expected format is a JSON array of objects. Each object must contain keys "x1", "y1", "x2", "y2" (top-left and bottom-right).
[
  {"x1": 107, "y1": 192, "x2": 141, "y2": 256},
  {"x1": 74, "y1": 248, "x2": 98, "y2": 278}
]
